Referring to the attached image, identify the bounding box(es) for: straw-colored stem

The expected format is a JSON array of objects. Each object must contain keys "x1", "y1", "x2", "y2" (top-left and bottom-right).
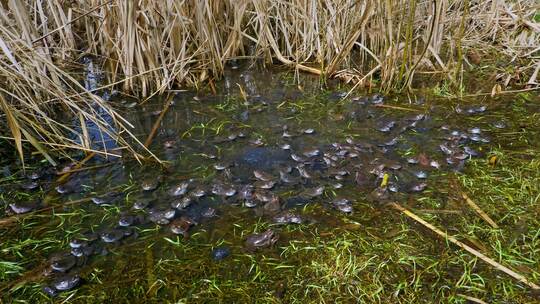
[
  {"x1": 461, "y1": 192, "x2": 499, "y2": 229},
  {"x1": 391, "y1": 202, "x2": 540, "y2": 290}
]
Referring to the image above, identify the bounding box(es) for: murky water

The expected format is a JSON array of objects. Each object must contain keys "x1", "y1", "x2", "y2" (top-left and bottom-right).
[{"x1": 1, "y1": 63, "x2": 540, "y2": 301}]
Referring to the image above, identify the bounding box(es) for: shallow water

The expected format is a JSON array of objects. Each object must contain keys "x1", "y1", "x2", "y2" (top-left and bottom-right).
[{"x1": 1, "y1": 64, "x2": 540, "y2": 302}]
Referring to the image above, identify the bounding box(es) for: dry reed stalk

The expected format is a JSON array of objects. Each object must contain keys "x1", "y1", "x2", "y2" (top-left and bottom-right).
[
  {"x1": 460, "y1": 192, "x2": 499, "y2": 229},
  {"x1": 391, "y1": 202, "x2": 540, "y2": 290},
  {"x1": 373, "y1": 104, "x2": 422, "y2": 112},
  {"x1": 527, "y1": 63, "x2": 540, "y2": 87},
  {"x1": 461, "y1": 86, "x2": 540, "y2": 97},
  {"x1": 456, "y1": 294, "x2": 488, "y2": 304},
  {"x1": 54, "y1": 163, "x2": 112, "y2": 175},
  {"x1": 56, "y1": 152, "x2": 95, "y2": 184},
  {"x1": 143, "y1": 94, "x2": 174, "y2": 149}
]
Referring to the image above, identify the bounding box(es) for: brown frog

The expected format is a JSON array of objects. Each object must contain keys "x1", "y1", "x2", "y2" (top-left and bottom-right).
[
  {"x1": 263, "y1": 196, "x2": 281, "y2": 215},
  {"x1": 272, "y1": 211, "x2": 304, "y2": 225},
  {"x1": 141, "y1": 177, "x2": 160, "y2": 191},
  {"x1": 244, "y1": 229, "x2": 279, "y2": 251},
  {"x1": 253, "y1": 170, "x2": 274, "y2": 182},
  {"x1": 170, "y1": 216, "x2": 197, "y2": 238}
]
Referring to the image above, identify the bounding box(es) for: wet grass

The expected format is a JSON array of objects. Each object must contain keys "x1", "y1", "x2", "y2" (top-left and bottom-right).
[{"x1": 3, "y1": 151, "x2": 540, "y2": 303}]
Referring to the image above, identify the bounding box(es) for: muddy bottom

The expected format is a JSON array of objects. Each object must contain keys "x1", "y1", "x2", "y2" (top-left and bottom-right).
[{"x1": 1, "y1": 66, "x2": 540, "y2": 303}]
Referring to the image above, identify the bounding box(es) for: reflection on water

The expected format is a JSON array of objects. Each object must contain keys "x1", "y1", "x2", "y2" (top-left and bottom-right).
[{"x1": 73, "y1": 58, "x2": 118, "y2": 152}]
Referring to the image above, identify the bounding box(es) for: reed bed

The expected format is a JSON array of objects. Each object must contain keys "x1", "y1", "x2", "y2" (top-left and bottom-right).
[{"x1": 0, "y1": 0, "x2": 538, "y2": 161}]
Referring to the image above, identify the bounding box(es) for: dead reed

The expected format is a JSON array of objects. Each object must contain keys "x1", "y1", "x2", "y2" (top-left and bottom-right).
[{"x1": 0, "y1": 0, "x2": 538, "y2": 161}]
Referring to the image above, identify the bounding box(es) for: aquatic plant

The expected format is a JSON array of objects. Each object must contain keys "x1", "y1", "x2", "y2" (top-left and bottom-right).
[{"x1": 0, "y1": 0, "x2": 538, "y2": 160}]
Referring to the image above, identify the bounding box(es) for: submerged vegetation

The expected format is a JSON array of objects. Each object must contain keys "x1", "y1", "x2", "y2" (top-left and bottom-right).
[{"x1": 0, "y1": 0, "x2": 539, "y2": 159}]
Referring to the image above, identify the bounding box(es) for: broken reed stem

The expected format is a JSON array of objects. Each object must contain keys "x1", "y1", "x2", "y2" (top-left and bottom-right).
[
  {"x1": 456, "y1": 294, "x2": 488, "y2": 304},
  {"x1": 461, "y1": 86, "x2": 540, "y2": 97},
  {"x1": 143, "y1": 94, "x2": 173, "y2": 149},
  {"x1": 56, "y1": 152, "x2": 95, "y2": 184},
  {"x1": 461, "y1": 192, "x2": 499, "y2": 228},
  {"x1": 390, "y1": 202, "x2": 540, "y2": 290},
  {"x1": 372, "y1": 104, "x2": 422, "y2": 112},
  {"x1": 0, "y1": 198, "x2": 93, "y2": 226},
  {"x1": 54, "y1": 162, "x2": 113, "y2": 175}
]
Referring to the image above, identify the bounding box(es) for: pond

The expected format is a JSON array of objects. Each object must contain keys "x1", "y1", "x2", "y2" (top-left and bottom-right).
[{"x1": 1, "y1": 63, "x2": 540, "y2": 303}]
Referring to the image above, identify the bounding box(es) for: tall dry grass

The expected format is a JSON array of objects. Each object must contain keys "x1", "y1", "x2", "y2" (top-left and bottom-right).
[{"x1": 0, "y1": 0, "x2": 538, "y2": 163}]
